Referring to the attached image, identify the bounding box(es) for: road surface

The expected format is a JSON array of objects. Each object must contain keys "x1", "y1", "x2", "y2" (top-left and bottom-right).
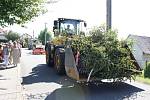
[{"x1": 21, "y1": 49, "x2": 150, "y2": 100}]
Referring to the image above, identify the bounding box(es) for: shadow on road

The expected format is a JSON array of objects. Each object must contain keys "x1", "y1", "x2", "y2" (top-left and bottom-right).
[
  {"x1": 45, "y1": 82, "x2": 144, "y2": 100},
  {"x1": 22, "y1": 64, "x2": 68, "y2": 85},
  {"x1": 0, "y1": 75, "x2": 7, "y2": 80},
  {"x1": 0, "y1": 88, "x2": 7, "y2": 90},
  {"x1": 0, "y1": 65, "x2": 16, "y2": 70},
  {"x1": 22, "y1": 64, "x2": 144, "y2": 100}
]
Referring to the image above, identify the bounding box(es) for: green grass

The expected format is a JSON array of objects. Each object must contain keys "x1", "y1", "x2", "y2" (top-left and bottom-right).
[
  {"x1": 135, "y1": 64, "x2": 150, "y2": 85},
  {"x1": 135, "y1": 75, "x2": 150, "y2": 85}
]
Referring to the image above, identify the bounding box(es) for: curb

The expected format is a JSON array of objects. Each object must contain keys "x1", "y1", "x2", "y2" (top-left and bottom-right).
[
  {"x1": 16, "y1": 64, "x2": 24, "y2": 100},
  {"x1": 0, "y1": 64, "x2": 24, "y2": 100}
]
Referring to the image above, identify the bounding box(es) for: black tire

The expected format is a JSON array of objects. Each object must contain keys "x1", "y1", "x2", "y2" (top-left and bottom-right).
[
  {"x1": 54, "y1": 48, "x2": 65, "y2": 75},
  {"x1": 46, "y1": 45, "x2": 53, "y2": 67}
]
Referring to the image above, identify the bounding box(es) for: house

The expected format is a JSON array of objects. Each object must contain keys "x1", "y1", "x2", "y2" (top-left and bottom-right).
[{"x1": 127, "y1": 34, "x2": 150, "y2": 69}]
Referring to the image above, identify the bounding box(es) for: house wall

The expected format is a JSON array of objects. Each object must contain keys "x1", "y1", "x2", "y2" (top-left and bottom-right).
[
  {"x1": 143, "y1": 54, "x2": 150, "y2": 66},
  {"x1": 131, "y1": 43, "x2": 145, "y2": 69}
]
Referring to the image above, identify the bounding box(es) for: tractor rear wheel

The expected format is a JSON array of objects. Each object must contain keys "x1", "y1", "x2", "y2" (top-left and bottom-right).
[{"x1": 46, "y1": 47, "x2": 53, "y2": 67}]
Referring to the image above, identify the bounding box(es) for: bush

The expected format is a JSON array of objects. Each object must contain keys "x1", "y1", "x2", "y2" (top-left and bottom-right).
[
  {"x1": 71, "y1": 26, "x2": 138, "y2": 82},
  {"x1": 144, "y1": 62, "x2": 150, "y2": 78}
]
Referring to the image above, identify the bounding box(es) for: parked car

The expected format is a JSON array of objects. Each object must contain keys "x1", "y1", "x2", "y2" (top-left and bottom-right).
[{"x1": 32, "y1": 46, "x2": 45, "y2": 55}]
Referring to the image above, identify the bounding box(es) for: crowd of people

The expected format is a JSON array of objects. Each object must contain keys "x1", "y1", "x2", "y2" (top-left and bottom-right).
[{"x1": 0, "y1": 41, "x2": 21, "y2": 68}]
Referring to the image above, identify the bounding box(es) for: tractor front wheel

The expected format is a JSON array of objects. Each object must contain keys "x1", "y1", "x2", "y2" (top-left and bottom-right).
[{"x1": 54, "y1": 48, "x2": 65, "y2": 75}]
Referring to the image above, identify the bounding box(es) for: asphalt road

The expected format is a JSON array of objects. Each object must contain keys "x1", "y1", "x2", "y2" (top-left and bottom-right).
[{"x1": 21, "y1": 49, "x2": 150, "y2": 100}]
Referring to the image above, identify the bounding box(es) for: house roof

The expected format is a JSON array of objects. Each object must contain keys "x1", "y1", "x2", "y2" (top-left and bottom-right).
[{"x1": 128, "y1": 34, "x2": 150, "y2": 54}]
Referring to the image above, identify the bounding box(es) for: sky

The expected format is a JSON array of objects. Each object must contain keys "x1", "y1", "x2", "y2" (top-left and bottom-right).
[{"x1": 4, "y1": 0, "x2": 150, "y2": 39}]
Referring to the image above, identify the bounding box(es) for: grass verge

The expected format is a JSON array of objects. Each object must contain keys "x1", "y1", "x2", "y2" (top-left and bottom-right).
[{"x1": 135, "y1": 75, "x2": 150, "y2": 85}]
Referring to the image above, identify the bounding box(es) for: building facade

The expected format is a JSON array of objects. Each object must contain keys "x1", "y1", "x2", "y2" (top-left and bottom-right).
[{"x1": 128, "y1": 35, "x2": 150, "y2": 69}]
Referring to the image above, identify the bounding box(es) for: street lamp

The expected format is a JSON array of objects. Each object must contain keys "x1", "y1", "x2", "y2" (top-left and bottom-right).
[
  {"x1": 45, "y1": 22, "x2": 47, "y2": 45},
  {"x1": 32, "y1": 30, "x2": 34, "y2": 39},
  {"x1": 44, "y1": 0, "x2": 60, "y2": 45}
]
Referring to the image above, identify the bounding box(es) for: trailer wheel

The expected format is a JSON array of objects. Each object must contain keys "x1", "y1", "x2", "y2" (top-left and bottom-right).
[{"x1": 54, "y1": 48, "x2": 65, "y2": 75}]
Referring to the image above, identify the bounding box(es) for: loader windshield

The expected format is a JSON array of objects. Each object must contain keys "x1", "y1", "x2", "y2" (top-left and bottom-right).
[{"x1": 60, "y1": 20, "x2": 86, "y2": 36}]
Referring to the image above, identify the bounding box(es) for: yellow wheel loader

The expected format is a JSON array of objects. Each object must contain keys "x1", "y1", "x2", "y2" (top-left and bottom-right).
[{"x1": 45, "y1": 18, "x2": 91, "y2": 82}]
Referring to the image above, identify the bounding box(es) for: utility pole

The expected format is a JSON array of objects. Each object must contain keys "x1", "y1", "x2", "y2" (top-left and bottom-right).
[
  {"x1": 45, "y1": 23, "x2": 47, "y2": 45},
  {"x1": 106, "y1": 0, "x2": 112, "y2": 31},
  {"x1": 33, "y1": 30, "x2": 34, "y2": 39}
]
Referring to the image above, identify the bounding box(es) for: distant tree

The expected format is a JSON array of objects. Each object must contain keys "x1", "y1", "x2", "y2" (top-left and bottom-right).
[
  {"x1": 38, "y1": 28, "x2": 52, "y2": 45},
  {"x1": 0, "y1": 0, "x2": 46, "y2": 26},
  {"x1": 6, "y1": 31, "x2": 20, "y2": 42}
]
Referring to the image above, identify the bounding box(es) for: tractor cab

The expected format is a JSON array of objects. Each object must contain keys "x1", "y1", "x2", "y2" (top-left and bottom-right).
[{"x1": 53, "y1": 18, "x2": 87, "y2": 36}]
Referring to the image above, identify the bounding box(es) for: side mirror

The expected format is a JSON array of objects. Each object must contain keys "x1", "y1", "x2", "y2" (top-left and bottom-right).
[
  {"x1": 84, "y1": 22, "x2": 87, "y2": 27},
  {"x1": 53, "y1": 26, "x2": 59, "y2": 36},
  {"x1": 53, "y1": 20, "x2": 58, "y2": 32},
  {"x1": 54, "y1": 20, "x2": 58, "y2": 26}
]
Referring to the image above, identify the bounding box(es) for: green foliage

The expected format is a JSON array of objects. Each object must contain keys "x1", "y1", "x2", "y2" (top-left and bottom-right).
[
  {"x1": 136, "y1": 75, "x2": 150, "y2": 85},
  {"x1": 24, "y1": 38, "x2": 29, "y2": 48},
  {"x1": 0, "y1": 0, "x2": 46, "y2": 26},
  {"x1": 71, "y1": 26, "x2": 138, "y2": 82},
  {"x1": 144, "y1": 62, "x2": 150, "y2": 78},
  {"x1": 38, "y1": 28, "x2": 52, "y2": 45},
  {"x1": 6, "y1": 31, "x2": 20, "y2": 42}
]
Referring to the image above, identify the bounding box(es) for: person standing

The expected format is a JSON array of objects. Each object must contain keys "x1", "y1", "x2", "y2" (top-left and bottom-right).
[
  {"x1": 0, "y1": 45, "x2": 3, "y2": 63},
  {"x1": 3, "y1": 43, "x2": 9, "y2": 67},
  {"x1": 12, "y1": 42, "x2": 21, "y2": 66},
  {"x1": 8, "y1": 42, "x2": 13, "y2": 65}
]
